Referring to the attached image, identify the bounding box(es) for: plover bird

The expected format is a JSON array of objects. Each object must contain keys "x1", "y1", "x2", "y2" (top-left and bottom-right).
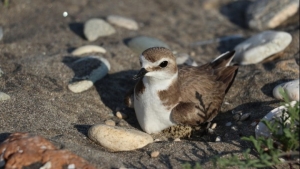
[{"x1": 125, "y1": 47, "x2": 238, "y2": 134}]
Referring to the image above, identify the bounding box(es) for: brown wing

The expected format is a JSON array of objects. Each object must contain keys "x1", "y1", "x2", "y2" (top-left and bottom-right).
[{"x1": 171, "y1": 51, "x2": 238, "y2": 126}]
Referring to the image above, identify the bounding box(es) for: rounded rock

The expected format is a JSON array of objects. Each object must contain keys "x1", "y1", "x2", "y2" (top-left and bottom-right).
[
  {"x1": 84, "y1": 18, "x2": 116, "y2": 41},
  {"x1": 225, "y1": 122, "x2": 232, "y2": 126},
  {"x1": 126, "y1": 36, "x2": 170, "y2": 54},
  {"x1": 72, "y1": 45, "x2": 106, "y2": 56},
  {"x1": 88, "y1": 124, "x2": 153, "y2": 152},
  {"x1": 105, "y1": 120, "x2": 116, "y2": 126},
  {"x1": 116, "y1": 112, "x2": 128, "y2": 119},
  {"x1": 273, "y1": 79, "x2": 299, "y2": 101},
  {"x1": 150, "y1": 151, "x2": 160, "y2": 158},
  {"x1": 247, "y1": 0, "x2": 299, "y2": 30},
  {"x1": 107, "y1": 15, "x2": 138, "y2": 30},
  {"x1": 210, "y1": 123, "x2": 217, "y2": 129},
  {"x1": 240, "y1": 113, "x2": 251, "y2": 121},
  {"x1": 0, "y1": 92, "x2": 10, "y2": 101},
  {"x1": 215, "y1": 136, "x2": 221, "y2": 142},
  {"x1": 234, "y1": 31, "x2": 292, "y2": 65},
  {"x1": 255, "y1": 101, "x2": 298, "y2": 138},
  {"x1": 68, "y1": 80, "x2": 93, "y2": 93}
]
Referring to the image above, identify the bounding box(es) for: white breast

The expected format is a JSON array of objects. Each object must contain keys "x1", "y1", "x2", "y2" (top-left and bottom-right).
[{"x1": 134, "y1": 76, "x2": 176, "y2": 134}]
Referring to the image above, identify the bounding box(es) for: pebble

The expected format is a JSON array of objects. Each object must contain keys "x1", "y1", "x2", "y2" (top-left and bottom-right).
[
  {"x1": 105, "y1": 120, "x2": 116, "y2": 126},
  {"x1": 255, "y1": 101, "x2": 297, "y2": 138},
  {"x1": 116, "y1": 111, "x2": 128, "y2": 119},
  {"x1": 215, "y1": 136, "x2": 221, "y2": 142},
  {"x1": 233, "y1": 114, "x2": 241, "y2": 121},
  {"x1": 40, "y1": 162, "x2": 51, "y2": 169},
  {"x1": 126, "y1": 36, "x2": 170, "y2": 54},
  {"x1": 68, "y1": 56, "x2": 110, "y2": 93},
  {"x1": 88, "y1": 124, "x2": 153, "y2": 151},
  {"x1": 67, "y1": 164, "x2": 75, "y2": 169},
  {"x1": 234, "y1": 31, "x2": 292, "y2": 65},
  {"x1": 210, "y1": 123, "x2": 217, "y2": 129},
  {"x1": 231, "y1": 126, "x2": 238, "y2": 131},
  {"x1": 84, "y1": 18, "x2": 116, "y2": 41},
  {"x1": 225, "y1": 122, "x2": 232, "y2": 126},
  {"x1": 68, "y1": 80, "x2": 94, "y2": 93},
  {"x1": 174, "y1": 53, "x2": 198, "y2": 66},
  {"x1": 0, "y1": 92, "x2": 10, "y2": 101},
  {"x1": 251, "y1": 121, "x2": 258, "y2": 127},
  {"x1": 107, "y1": 15, "x2": 138, "y2": 30},
  {"x1": 246, "y1": 0, "x2": 299, "y2": 30},
  {"x1": 72, "y1": 45, "x2": 106, "y2": 56},
  {"x1": 240, "y1": 113, "x2": 251, "y2": 121},
  {"x1": 273, "y1": 79, "x2": 299, "y2": 101},
  {"x1": 150, "y1": 151, "x2": 160, "y2": 158},
  {"x1": 174, "y1": 138, "x2": 181, "y2": 142},
  {"x1": 0, "y1": 26, "x2": 3, "y2": 41}
]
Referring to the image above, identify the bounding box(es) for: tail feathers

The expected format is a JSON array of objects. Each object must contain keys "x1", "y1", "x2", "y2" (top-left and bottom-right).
[
  {"x1": 215, "y1": 65, "x2": 239, "y2": 94},
  {"x1": 210, "y1": 51, "x2": 235, "y2": 69}
]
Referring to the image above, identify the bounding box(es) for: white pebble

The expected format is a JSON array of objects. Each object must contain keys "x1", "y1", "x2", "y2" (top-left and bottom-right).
[
  {"x1": 255, "y1": 101, "x2": 297, "y2": 138},
  {"x1": 225, "y1": 122, "x2": 232, "y2": 126},
  {"x1": 234, "y1": 31, "x2": 292, "y2": 65},
  {"x1": 210, "y1": 123, "x2": 217, "y2": 129},
  {"x1": 0, "y1": 92, "x2": 10, "y2": 101},
  {"x1": 116, "y1": 111, "x2": 128, "y2": 119},
  {"x1": 174, "y1": 138, "x2": 181, "y2": 142},
  {"x1": 72, "y1": 45, "x2": 106, "y2": 56},
  {"x1": 105, "y1": 120, "x2": 116, "y2": 126},
  {"x1": 215, "y1": 136, "x2": 221, "y2": 142},
  {"x1": 84, "y1": 18, "x2": 116, "y2": 41},
  {"x1": 150, "y1": 151, "x2": 160, "y2": 158},
  {"x1": 107, "y1": 15, "x2": 139, "y2": 30},
  {"x1": 67, "y1": 164, "x2": 75, "y2": 169},
  {"x1": 68, "y1": 80, "x2": 93, "y2": 93},
  {"x1": 231, "y1": 126, "x2": 238, "y2": 131},
  {"x1": 40, "y1": 162, "x2": 51, "y2": 169},
  {"x1": 273, "y1": 79, "x2": 299, "y2": 101},
  {"x1": 88, "y1": 124, "x2": 153, "y2": 151},
  {"x1": 240, "y1": 113, "x2": 251, "y2": 121}
]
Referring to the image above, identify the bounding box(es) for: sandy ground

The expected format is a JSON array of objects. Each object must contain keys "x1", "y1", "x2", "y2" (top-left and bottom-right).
[{"x1": 0, "y1": 0, "x2": 299, "y2": 168}]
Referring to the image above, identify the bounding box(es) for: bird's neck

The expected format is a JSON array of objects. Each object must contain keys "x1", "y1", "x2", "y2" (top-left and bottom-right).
[{"x1": 143, "y1": 73, "x2": 178, "y2": 91}]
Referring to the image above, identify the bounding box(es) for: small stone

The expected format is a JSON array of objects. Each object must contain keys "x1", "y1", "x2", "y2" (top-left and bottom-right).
[
  {"x1": 246, "y1": 0, "x2": 299, "y2": 30},
  {"x1": 154, "y1": 139, "x2": 160, "y2": 142},
  {"x1": 225, "y1": 122, "x2": 232, "y2": 126},
  {"x1": 207, "y1": 128, "x2": 214, "y2": 134},
  {"x1": 150, "y1": 151, "x2": 160, "y2": 158},
  {"x1": 210, "y1": 123, "x2": 217, "y2": 129},
  {"x1": 68, "y1": 80, "x2": 94, "y2": 93},
  {"x1": 215, "y1": 136, "x2": 221, "y2": 142},
  {"x1": 0, "y1": 92, "x2": 10, "y2": 101},
  {"x1": 278, "y1": 158, "x2": 285, "y2": 162},
  {"x1": 88, "y1": 124, "x2": 153, "y2": 151},
  {"x1": 237, "y1": 121, "x2": 243, "y2": 125},
  {"x1": 174, "y1": 138, "x2": 181, "y2": 142},
  {"x1": 68, "y1": 164, "x2": 76, "y2": 169},
  {"x1": 273, "y1": 79, "x2": 299, "y2": 101},
  {"x1": 234, "y1": 31, "x2": 292, "y2": 65},
  {"x1": 107, "y1": 15, "x2": 138, "y2": 30},
  {"x1": 40, "y1": 162, "x2": 51, "y2": 169},
  {"x1": 72, "y1": 45, "x2": 106, "y2": 56},
  {"x1": 105, "y1": 120, "x2": 116, "y2": 126},
  {"x1": 84, "y1": 18, "x2": 116, "y2": 41},
  {"x1": 175, "y1": 53, "x2": 198, "y2": 66},
  {"x1": 255, "y1": 101, "x2": 297, "y2": 138},
  {"x1": 233, "y1": 114, "x2": 241, "y2": 121},
  {"x1": 116, "y1": 111, "x2": 128, "y2": 119},
  {"x1": 240, "y1": 113, "x2": 251, "y2": 121},
  {"x1": 126, "y1": 36, "x2": 170, "y2": 54},
  {"x1": 231, "y1": 126, "x2": 238, "y2": 131},
  {"x1": 0, "y1": 26, "x2": 3, "y2": 41},
  {"x1": 251, "y1": 122, "x2": 258, "y2": 126}
]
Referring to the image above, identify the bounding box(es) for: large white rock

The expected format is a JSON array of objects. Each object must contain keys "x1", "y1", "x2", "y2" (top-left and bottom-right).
[
  {"x1": 107, "y1": 15, "x2": 138, "y2": 30},
  {"x1": 234, "y1": 31, "x2": 292, "y2": 65},
  {"x1": 72, "y1": 45, "x2": 106, "y2": 56},
  {"x1": 88, "y1": 124, "x2": 153, "y2": 152},
  {"x1": 273, "y1": 79, "x2": 299, "y2": 101},
  {"x1": 255, "y1": 101, "x2": 298, "y2": 138},
  {"x1": 84, "y1": 18, "x2": 116, "y2": 41}
]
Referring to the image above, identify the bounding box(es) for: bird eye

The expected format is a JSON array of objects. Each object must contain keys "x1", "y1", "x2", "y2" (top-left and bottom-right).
[{"x1": 159, "y1": 61, "x2": 168, "y2": 68}]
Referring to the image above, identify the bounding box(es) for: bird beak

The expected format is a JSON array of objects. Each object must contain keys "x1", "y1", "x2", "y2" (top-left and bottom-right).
[{"x1": 133, "y1": 68, "x2": 148, "y2": 80}]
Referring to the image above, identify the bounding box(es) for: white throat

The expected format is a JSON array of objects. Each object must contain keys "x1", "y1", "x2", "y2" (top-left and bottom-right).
[{"x1": 143, "y1": 72, "x2": 178, "y2": 91}]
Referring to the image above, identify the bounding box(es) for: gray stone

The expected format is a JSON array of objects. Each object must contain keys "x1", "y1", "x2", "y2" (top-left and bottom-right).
[
  {"x1": 84, "y1": 18, "x2": 116, "y2": 41},
  {"x1": 247, "y1": 0, "x2": 299, "y2": 30},
  {"x1": 68, "y1": 56, "x2": 110, "y2": 93},
  {"x1": 126, "y1": 36, "x2": 170, "y2": 54},
  {"x1": 88, "y1": 124, "x2": 153, "y2": 152},
  {"x1": 273, "y1": 79, "x2": 299, "y2": 101},
  {"x1": 0, "y1": 67, "x2": 3, "y2": 77},
  {"x1": 174, "y1": 53, "x2": 198, "y2": 66},
  {"x1": 234, "y1": 31, "x2": 292, "y2": 65},
  {"x1": 107, "y1": 15, "x2": 138, "y2": 30},
  {"x1": 0, "y1": 92, "x2": 10, "y2": 101}
]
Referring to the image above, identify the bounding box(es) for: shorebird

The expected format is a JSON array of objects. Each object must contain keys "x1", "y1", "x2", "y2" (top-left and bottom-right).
[{"x1": 125, "y1": 47, "x2": 238, "y2": 134}]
